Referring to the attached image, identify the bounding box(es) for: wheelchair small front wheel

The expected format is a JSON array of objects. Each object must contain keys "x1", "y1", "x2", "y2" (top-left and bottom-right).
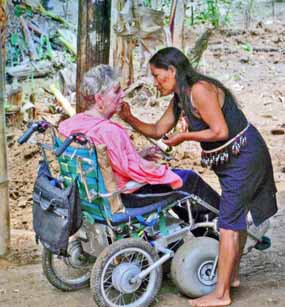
[
  {"x1": 91, "y1": 238, "x2": 162, "y2": 307},
  {"x1": 42, "y1": 239, "x2": 94, "y2": 291},
  {"x1": 171, "y1": 237, "x2": 219, "y2": 298}
]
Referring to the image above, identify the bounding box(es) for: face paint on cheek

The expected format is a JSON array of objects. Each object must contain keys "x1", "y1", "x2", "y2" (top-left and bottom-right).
[{"x1": 161, "y1": 76, "x2": 171, "y2": 91}]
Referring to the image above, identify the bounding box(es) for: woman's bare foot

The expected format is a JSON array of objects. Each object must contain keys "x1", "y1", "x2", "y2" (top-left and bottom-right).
[{"x1": 188, "y1": 291, "x2": 231, "y2": 307}]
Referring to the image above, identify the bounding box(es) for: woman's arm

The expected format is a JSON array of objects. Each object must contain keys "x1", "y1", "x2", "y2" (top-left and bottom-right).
[
  {"x1": 119, "y1": 97, "x2": 177, "y2": 140},
  {"x1": 163, "y1": 82, "x2": 229, "y2": 146}
]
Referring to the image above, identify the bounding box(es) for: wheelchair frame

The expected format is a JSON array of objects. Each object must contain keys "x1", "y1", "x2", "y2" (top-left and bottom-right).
[{"x1": 18, "y1": 120, "x2": 269, "y2": 307}]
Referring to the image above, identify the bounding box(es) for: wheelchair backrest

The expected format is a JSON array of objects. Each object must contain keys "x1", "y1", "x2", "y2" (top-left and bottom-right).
[{"x1": 55, "y1": 138, "x2": 112, "y2": 223}]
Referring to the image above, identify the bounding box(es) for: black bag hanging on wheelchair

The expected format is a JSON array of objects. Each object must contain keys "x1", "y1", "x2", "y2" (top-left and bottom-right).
[{"x1": 32, "y1": 160, "x2": 82, "y2": 256}]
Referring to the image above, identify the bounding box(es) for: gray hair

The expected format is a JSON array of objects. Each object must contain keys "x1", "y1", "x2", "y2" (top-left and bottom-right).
[{"x1": 80, "y1": 65, "x2": 119, "y2": 107}]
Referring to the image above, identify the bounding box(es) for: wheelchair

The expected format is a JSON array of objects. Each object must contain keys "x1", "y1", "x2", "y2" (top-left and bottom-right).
[{"x1": 18, "y1": 120, "x2": 271, "y2": 307}]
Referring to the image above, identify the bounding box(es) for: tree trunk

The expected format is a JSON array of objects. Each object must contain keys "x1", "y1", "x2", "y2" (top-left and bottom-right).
[
  {"x1": 0, "y1": 1, "x2": 10, "y2": 256},
  {"x1": 169, "y1": 0, "x2": 185, "y2": 50},
  {"x1": 188, "y1": 28, "x2": 213, "y2": 68},
  {"x1": 109, "y1": 0, "x2": 124, "y2": 67},
  {"x1": 76, "y1": 0, "x2": 111, "y2": 113},
  {"x1": 244, "y1": 0, "x2": 255, "y2": 29}
]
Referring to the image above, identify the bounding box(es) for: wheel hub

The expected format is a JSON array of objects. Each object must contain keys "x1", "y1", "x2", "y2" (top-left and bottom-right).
[
  {"x1": 112, "y1": 263, "x2": 141, "y2": 294},
  {"x1": 197, "y1": 260, "x2": 217, "y2": 286},
  {"x1": 64, "y1": 240, "x2": 90, "y2": 269}
]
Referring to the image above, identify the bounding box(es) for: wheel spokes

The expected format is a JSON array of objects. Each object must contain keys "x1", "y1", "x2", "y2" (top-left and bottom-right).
[
  {"x1": 101, "y1": 248, "x2": 156, "y2": 306},
  {"x1": 51, "y1": 254, "x2": 91, "y2": 283}
]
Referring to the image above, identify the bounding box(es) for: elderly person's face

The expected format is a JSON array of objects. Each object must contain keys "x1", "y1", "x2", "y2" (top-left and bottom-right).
[
  {"x1": 150, "y1": 64, "x2": 176, "y2": 96},
  {"x1": 97, "y1": 82, "x2": 125, "y2": 118}
]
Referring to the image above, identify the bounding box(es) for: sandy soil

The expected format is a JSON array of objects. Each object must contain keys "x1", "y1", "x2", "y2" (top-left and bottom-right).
[
  {"x1": 0, "y1": 196, "x2": 284, "y2": 307},
  {"x1": 1, "y1": 3, "x2": 285, "y2": 307}
]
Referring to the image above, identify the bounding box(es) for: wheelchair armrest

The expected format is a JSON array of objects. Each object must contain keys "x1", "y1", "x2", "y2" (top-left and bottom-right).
[
  {"x1": 122, "y1": 181, "x2": 146, "y2": 192},
  {"x1": 90, "y1": 181, "x2": 145, "y2": 200}
]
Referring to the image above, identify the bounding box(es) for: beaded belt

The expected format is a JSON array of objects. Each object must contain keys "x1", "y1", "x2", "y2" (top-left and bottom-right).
[{"x1": 201, "y1": 123, "x2": 250, "y2": 168}]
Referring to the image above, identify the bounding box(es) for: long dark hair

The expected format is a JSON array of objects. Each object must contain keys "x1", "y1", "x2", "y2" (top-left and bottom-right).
[{"x1": 149, "y1": 47, "x2": 238, "y2": 121}]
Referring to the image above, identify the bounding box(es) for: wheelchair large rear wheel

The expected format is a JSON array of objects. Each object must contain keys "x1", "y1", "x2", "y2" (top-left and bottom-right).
[
  {"x1": 171, "y1": 237, "x2": 219, "y2": 298},
  {"x1": 42, "y1": 239, "x2": 95, "y2": 291},
  {"x1": 91, "y1": 238, "x2": 162, "y2": 307}
]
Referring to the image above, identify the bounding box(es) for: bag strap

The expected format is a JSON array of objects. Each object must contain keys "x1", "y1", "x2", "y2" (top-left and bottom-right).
[{"x1": 136, "y1": 207, "x2": 161, "y2": 227}]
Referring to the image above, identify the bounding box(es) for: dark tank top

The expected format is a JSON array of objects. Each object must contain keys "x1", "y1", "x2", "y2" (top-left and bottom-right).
[{"x1": 174, "y1": 91, "x2": 248, "y2": 151}]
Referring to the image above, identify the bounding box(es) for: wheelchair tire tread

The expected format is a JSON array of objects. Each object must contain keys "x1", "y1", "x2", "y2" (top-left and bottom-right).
[
  {"x1": 91, "y1": 238, "x2": 162, "y2": 307},
  {"x1": 42, "y1": 247, "x2": 90, "y2": 292}
]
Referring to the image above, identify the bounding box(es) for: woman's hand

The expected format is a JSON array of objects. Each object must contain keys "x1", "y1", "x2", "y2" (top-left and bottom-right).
[
  {"x1": 162, "y1": 132, "x2": 186, "y2": 147},
  {"x1": 118, "y1": 102, "x2": 132, "y2": 122},
  {"x1": 139, "y1": 146, "x2": 162, "y2": 162}
]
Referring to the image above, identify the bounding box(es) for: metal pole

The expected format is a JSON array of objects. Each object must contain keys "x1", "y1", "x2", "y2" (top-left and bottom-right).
[{"x1": 0, "y1": 3, "x2": 10, "y2": 256}]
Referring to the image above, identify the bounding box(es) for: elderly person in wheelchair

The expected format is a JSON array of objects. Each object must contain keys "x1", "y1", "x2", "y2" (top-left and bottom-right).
[
  {"x1": 32, "y1": 65, "x2": 269, "y2": 307},
  {"x1": 59, "y1": 64, "x2": 220, "y2": 220}
]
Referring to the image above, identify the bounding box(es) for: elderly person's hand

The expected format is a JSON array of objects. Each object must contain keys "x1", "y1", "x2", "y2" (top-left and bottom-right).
[
  {"x1": 118, "y1": 102, "x2": 132, "y2": 122},
  {"x1": 162, "y1": 133, "x2": 186, "y2": 147},
  {"x1": 139, "y1": 146, "x2": 162, "y2": 162}
]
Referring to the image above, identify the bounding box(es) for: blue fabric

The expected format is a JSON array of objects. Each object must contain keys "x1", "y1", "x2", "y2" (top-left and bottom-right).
[
  {"x1": 121, "y1": 169, "x2": 220, "y2": 209},
  {"x1": 214, "y1": 125, "x2": 278, "y2": 230},
  {"x1": 38, "y1": 160, "x2": 52, "y2": 177},
  {"x1": 81, "y1": 198, "x2": 171, "y2": 224},
  {"x1": 121, "y1": 169, "x2": 220, "y2": 224},
  {"x1": 175, "y1": 91, "x2": 277, "y2": 230},
  {"x1": 173, "y1": 169, "x2": 220, "y2": 206},
  {"x1": 107, "y1": 199, "x2": 176, "y2": 224}
]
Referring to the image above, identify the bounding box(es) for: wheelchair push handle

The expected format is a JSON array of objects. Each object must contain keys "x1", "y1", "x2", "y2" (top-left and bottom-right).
[
  {"x1": 18, "y1": 121, "x2": 50, "y2": 144},
  {"x1": 55, "y1": 133, "x2": 89, "y2": 157}
]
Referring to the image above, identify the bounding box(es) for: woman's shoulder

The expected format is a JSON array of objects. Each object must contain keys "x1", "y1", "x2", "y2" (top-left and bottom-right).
[
  {"x1": 191, "y1": 80, "x2": 217, "y2": 96},
  {"x1": 190, "y1": 80, "x2": 226, "y2": 112},
  {"x1": 190, "y1": 81, "x2": 213, "y2": 103}
]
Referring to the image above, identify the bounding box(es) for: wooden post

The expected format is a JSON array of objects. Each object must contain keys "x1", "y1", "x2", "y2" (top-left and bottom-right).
[
  {"x1": 109, "y1": 0, "x2": 125, "y2": 68},
  {"x1": 109, "y1": 0, "x2": 118, "y2": 67},
  {"x1": 0, "y1": 1, "x2": 10, "y2": 256},
  {"x1": 169, "y1": 0, "x2": 186, "y2": 51},
  {"x1": 76, "y1": 0, "x2": 111, "y2": 113}
]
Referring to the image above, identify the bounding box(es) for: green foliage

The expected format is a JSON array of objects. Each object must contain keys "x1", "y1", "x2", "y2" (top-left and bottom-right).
[
  {"x1": 14, "y1": 4, "x2": 33, "y2": 17},
  {"x1": 187, "y1": 0, "x2": 232, "y2": 28},
  {"x1": 7, "y1": 32, "x2": 28, "y2": 66},
  {"x1": 36, "y1": 35, "x2": 54, "y2": 60},
  {"x1": 10, "y1": 33, "x2": 19, "y2": 46},
  {"x1": 4, "y1": 103, "x2": 11, "y2": 112},
  {"x1": 241, "y1": 42, "x2": 253, "y2": 52},
  {"x1": 143, "y1": 0, "x2": 152, "y2": 7},
  {"x1": 48, "y1": 104, "x2": 56, "y2": 114},
  {"x1": 198, "y1": 0, "x2": 221, "y2": 27},
  {"x1": 143, "y1": 0, "x2": 172, "y2": 9}
]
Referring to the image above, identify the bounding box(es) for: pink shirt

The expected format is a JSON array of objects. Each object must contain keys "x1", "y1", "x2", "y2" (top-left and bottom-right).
[{"x1": 59, "y1": 113, "x2": 182, "y2": 191}]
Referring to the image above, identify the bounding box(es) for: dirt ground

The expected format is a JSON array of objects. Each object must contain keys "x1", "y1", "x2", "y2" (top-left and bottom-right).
[{"x1": 1, "y1": 1, "x2": 285, "y2": 307}]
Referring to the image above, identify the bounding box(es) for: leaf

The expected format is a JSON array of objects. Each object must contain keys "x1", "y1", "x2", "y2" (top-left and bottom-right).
[
  {"x1": 4, "y1": 103, "x2": 11, "y2": 111},
  {"x1": 48, "y1": 104, "x2": 56, "y2": 114},
  {"x1": 14, "y1": 4, "x2": 33, "y2": 17},
  {"x1": 242, "y1": 42, "x2": 253, "y2": 52},
  {"x1": 43, "y1": 35, "x2": 54, "y2": 59},
  {"x1": 10, "y1": 33, "x2": 19, "y2": 46},
  {"x1": 14, "y1": 5, "x2": 25, "y2": 17}
]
